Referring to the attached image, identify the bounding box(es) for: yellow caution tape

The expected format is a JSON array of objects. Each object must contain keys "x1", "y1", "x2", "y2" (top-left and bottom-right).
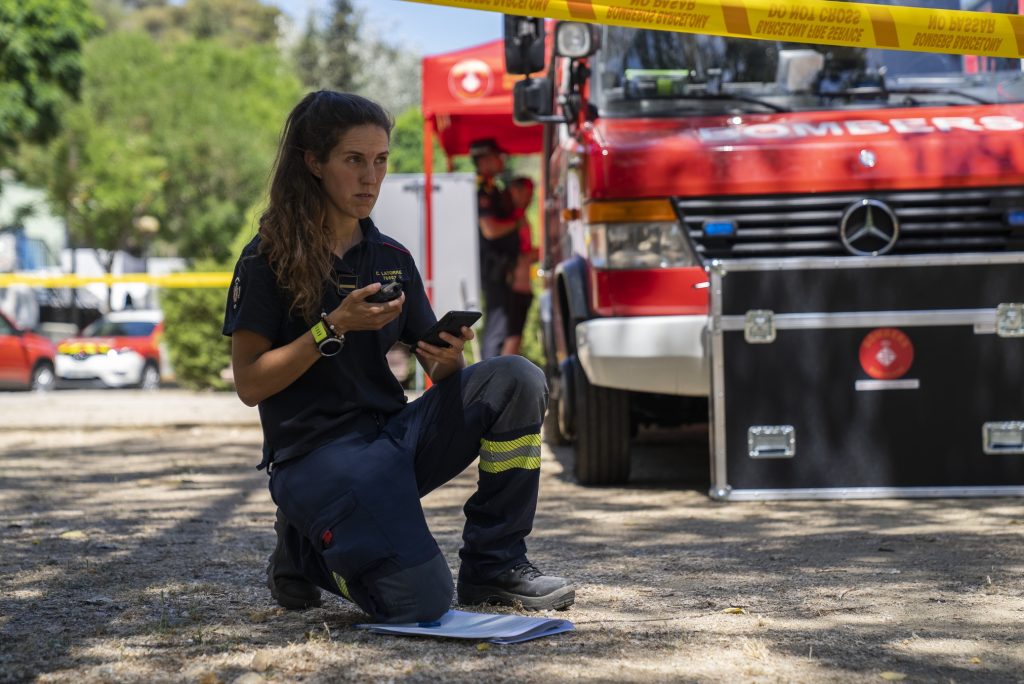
[
  {"x1": 0, "y1": 272, "x2": 232, "y2": 288},
  {"x1": 404, "y1": 0, "x2": 1024, "y2": 59}
]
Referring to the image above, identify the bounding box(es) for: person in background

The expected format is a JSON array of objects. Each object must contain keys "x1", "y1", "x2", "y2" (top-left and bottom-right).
[
  {"x1": 470, "y1": 138, "x2": 520, "y2": 360},
  {"x1": 502, "y1": 176, "x2": 538, "y2": 357},
  {"x1": 224, "y1": 92, "x2": 574, "y2": 624}
]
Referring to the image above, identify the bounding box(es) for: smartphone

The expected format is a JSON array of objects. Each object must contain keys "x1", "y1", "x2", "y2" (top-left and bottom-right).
[
  {"x1": 365, "y1": 280, "x2": 403, "y2": 303},
  {"x1": 417, "y1": 310, "x2": 482, "y2": 348}
]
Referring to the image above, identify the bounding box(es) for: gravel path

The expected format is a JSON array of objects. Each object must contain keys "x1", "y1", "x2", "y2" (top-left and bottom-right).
[{"x1": 1, "y1": 390, "x2": 1022, "y2": 683}]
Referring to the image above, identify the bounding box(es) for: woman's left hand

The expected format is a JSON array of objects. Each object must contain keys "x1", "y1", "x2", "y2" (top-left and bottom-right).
[{"x1": 414, "y1": 326, "x2": 474, "y2": 373}]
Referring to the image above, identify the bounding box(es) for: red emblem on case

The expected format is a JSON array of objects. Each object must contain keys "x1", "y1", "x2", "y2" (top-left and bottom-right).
[{"x1": 859, "y1": 328, "x2": 914, "y2": 379}]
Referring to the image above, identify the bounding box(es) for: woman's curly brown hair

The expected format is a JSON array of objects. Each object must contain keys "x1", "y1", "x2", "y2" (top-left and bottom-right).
[{"x1": 259, "y1": 91, "x2": 393, "y2": 323}]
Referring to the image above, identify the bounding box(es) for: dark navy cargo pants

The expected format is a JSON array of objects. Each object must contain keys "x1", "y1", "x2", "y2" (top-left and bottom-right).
[{"x1": 268, "y1": 356, "x2": 547, "y2": 623}]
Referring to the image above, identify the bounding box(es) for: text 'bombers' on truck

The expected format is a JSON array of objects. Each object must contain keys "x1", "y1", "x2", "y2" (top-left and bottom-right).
[{"x1": 505, "y1": 1, "x2": 1024, "y2": 488}]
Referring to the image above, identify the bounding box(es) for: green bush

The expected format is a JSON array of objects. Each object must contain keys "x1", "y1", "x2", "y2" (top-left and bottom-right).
[
  {"x1": 159, "y1": 266, "x2": 231, "y2": 391},
  {"x1": 520, "y1": 286, "x2": 544, "y2": 368}
]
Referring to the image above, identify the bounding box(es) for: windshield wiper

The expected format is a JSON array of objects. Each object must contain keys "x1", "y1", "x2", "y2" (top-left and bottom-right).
[
  {"x1": 819, "y1": 85, "x2": 991, "y2": 105},
  {"x1": 663, "y1": 92, "x2": 791, "y2": 113},
  {"x1": 885, "y1": 86, "x2": 992, "y2": 105}
]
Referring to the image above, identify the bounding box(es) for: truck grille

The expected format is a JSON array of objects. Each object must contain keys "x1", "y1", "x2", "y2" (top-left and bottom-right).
[{"x1": 677, "y1": 187, "x2": 1024, "y2": 260}]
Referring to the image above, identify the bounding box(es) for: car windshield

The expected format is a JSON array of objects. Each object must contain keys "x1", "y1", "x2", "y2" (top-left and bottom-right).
[
  {"x1": 83, "y1": 319, "x2": 157, "y2": 337},
  {"x1": 593, "y1": 0, "x2": 1024, "y2": 117}
]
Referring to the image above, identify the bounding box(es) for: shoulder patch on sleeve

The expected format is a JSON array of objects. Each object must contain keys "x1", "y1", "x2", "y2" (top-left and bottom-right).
[{"x1": 382, "y1": 238, "x2": 412, "y2": 256}]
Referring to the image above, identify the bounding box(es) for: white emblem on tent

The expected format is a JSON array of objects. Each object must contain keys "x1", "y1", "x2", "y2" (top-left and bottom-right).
[{"x1": 448, "y1": 58, "x2": 493, "y2": 100}]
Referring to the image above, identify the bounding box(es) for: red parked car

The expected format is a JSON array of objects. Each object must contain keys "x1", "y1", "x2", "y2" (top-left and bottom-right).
[{"x1": 0, "y1": 311, "x2": 57, "y2": 391}]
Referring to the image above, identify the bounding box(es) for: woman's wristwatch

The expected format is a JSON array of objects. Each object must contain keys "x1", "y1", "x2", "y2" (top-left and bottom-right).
[{"x1": 311, "y1": 313, "x2": 344, "y2": 357}]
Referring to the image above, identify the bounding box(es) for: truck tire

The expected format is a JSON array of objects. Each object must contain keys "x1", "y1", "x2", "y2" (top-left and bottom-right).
[
  {"x1": 571, "y1": 356, "x2": 631, "y2": 485},
  {"x1": 542, "y1": 372, "x2": 570, "y2": 446},
  {"x1": 542, "y1": 394, "x2": 570, "y2": 446}
]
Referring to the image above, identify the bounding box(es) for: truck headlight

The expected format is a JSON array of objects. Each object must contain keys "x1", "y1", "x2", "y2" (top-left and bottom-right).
[{"x1": 587, "y1": 222, "x2": 697, "y2": 269}]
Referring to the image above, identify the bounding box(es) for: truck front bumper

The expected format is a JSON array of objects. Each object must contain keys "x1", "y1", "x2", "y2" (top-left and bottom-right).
[{"x1": 575, "y1": 315, "x2": 710, "y2": 397}]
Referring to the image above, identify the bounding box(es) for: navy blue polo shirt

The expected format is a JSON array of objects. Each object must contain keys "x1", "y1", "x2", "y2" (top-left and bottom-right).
[{"x1": 222, "y1": 217, "x2": 436, "y2": 468}]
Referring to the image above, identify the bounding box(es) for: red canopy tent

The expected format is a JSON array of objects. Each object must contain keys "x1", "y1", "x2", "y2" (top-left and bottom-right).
[
  {"x1": 420, "y1": 37, "x2": 544, "y2": 302},
  {"x1": 422, "y1": 37, "x2": 543, "y2": 157}
]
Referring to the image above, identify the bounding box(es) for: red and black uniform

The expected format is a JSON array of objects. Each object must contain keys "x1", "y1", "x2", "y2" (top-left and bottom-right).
[{"x1": 477, "y1": 176, "x2": 519, "y2": 359}]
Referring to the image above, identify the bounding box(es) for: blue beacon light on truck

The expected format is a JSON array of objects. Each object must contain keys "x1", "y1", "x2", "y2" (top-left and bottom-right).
[
  {"x1": 703, "y1": 220, "x2": 737, "y2": 236},
  {"x1": 1007, "y1": 210, "x2": 1024, "y2": 226}
]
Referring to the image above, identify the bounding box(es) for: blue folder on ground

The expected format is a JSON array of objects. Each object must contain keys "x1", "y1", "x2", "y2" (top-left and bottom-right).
[{"x1": 356, "y1": 609, "x2": 574, "y2": 644}]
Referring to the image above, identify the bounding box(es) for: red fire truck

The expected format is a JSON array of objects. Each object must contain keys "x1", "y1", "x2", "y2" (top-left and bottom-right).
[{"x1": 506, "y1": 3, "x2": 1024, "y2": 495}]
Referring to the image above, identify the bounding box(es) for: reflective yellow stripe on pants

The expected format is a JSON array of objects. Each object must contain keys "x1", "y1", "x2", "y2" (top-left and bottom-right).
[
  {"x1": 332, "y1": 571, "x2": 352, "y2": 600},
  {"x1": 479, "y1": 434, "x2": 542, "y2": 473}
]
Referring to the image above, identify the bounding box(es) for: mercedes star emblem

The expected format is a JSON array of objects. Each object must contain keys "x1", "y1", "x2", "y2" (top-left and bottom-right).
[
  {"x1": 859, "y1": 149, "x2": 877, "y2": 168},
  {"x1": 839, "y1": 199, "x2": 900, "y2": 256}
]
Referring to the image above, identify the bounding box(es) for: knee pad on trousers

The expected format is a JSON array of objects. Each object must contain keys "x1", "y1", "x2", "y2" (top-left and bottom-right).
[
  {"x1": 484, "y1": 355, "x2": 546, "y2": 392},
  {"x1": 363, "y1": 552, "x2": 454, "y2": 624},
  {"x1": 474, "y1": 356, "x2": 548, "y2": 434}
]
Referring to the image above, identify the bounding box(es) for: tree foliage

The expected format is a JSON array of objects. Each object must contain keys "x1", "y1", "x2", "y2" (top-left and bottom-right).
[
  {"x1": 322, "y1": 0, "x2": 359, "y2": 93},
  {"x1": 388, "y1": 106, "x2": 471, "y2": 174},
  {"x1": 108, "y1": 0, "x2": 281, "y2": 46},
  {"x1": 360, "y1": 25, "x2": 421, "y2": 117},
  {"x1": 146, "y1": 39, "x2": 301, "y2": 261},
  {"x1": 291, "y1": 1, "x2": 420, "y2": 118},
  {"x1": 293, "y1": 0, "x2": 359, "y2": 92},
  {"x1": 293, "y1": 13, "x2": 323, "y2": 91},
  {"x1": 19, "y1": 31, "x2": 301, "y2": 264},
  {"x1": 0, "y1": 0, "x2": 99, "y2": 160},
  {"x1": 388, "y1": 107, "x2": 428, "y2": 174}
]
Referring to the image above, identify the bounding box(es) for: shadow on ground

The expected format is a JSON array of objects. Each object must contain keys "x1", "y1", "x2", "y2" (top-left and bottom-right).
[{"x1": 1, "y1": 421, "x2": 1022, "y2": 683}]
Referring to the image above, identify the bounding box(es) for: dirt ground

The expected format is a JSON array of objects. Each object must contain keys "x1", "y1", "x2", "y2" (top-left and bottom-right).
[{"x1": 1, "y1": 390, "x2": 1023, "y2": 683}]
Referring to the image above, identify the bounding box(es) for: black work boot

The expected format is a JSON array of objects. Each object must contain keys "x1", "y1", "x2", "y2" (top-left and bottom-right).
[
  {"x1": 457, "y1": 561, "x2": 575, "y2": 611},
  {"x1": 267, "y1": 509, "x2": 322, "y2": 610}
]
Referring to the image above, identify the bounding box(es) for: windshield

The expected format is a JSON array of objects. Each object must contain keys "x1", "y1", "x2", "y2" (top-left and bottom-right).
[
  {"x1": 83, "y1": 319, "x2": 157, "y2": 337},
  {"x1": 594, "y1": 0, "x2": 1024, "y2": 117}
]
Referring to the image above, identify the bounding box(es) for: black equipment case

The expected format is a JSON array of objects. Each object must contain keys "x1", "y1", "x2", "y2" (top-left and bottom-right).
[{"x1": 708, "y1": 254, "x2": 1024, "y2": 501}]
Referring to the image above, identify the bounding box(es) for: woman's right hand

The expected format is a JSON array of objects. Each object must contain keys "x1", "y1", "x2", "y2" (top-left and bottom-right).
[{"x1": 326, "y1": 282, "x2": 404, "y2": 334}]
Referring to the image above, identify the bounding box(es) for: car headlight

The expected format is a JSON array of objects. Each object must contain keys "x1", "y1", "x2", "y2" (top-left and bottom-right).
[{"x1": 587, "y1": 222, "x2": 697, "y2": 269}]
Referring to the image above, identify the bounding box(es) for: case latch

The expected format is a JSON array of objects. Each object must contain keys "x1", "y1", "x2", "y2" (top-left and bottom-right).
[
  {"x1": 744, "y1": 310, "x2": 776, "y2": 344},
  {"x1": 748, "y1": 425, "x2": 795, "y2": 459},
  {"x1": 983, "y1": 422, "x2": 1024, "y2": 455},
  {"x1": 996, "y1": 303, "x2": 1024, "y2": 338}
]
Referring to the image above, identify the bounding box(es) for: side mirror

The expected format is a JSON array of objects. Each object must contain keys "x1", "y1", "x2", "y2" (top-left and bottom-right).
[
  {"x1": 513, "y1": 77, "x2": 566, "y2": 124},
  {"x1": 504, "y1": 15, "x2": 546, "y2": 75}
]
